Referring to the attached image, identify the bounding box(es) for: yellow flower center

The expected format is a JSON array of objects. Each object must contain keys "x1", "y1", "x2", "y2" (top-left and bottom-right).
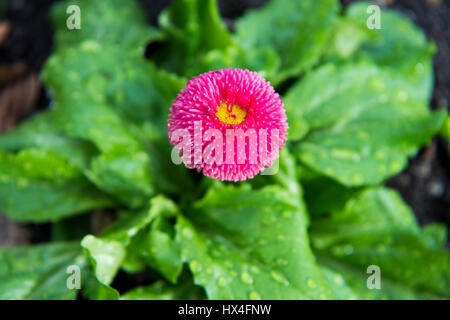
[{"x1": 216, "y1": 101, "x2": 247, "y2": 125}]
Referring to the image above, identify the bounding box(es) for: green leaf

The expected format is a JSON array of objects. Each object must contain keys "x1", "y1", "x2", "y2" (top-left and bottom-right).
[
  {"x1": 311, "y1": 187, "x2": 450, "y2": 299},
  {"x1": 98, "y1": 284, "x2": 120, "y2": 300},
  {"x1": 153, "y1": 0, "x2": 233, "y2": 75},
  {"x1": 2, "y1": 0, "x2": 194, "y2": 208},
  {"x1": 121, "y1": 272, "x2": 206, "y2": 300},
  {"x1": 0, "y1": 108, "x2": 159, "y2": 209},
  {"x1": 346, "y1": 1, "x2": 434, "y2": 91},
  {"x1": 286, "y1": 61, "x2": 446, "y2": 186},
  {"x1": 42, "y1": 0, "x2": 195, "y2": 205},
  {"x1": 120, "y1": 282, "x2": 198, "y2": 300},
  {"x1": 0, "y1": 149, "x2": 113, "y2": 222},
  {"x1": 175, "y1": 185, "x2": 331, "y2": 299},
  {"x1": 44, "y1": 41, "x2": 185, "y2": 128},
  {"x1": 285, "y1": 61, "x2": 432, "y2": 132},
  {"x1": 43, "y1": 43, "x2": 155, "y2": 207},
  {"x1": 103, "y1": 196, "x2": 182, "y2": 282},
  {"x1": 81, "y1": 235, "x2": 126, "y2": 285},
  {"x1": 102, "y1": 196, "x2": 177, "y2": 244},
  {"x1": 52, "y1": 215, "x2": 92, "y2": 242},
  {"x1": 81, "y1": 269, "x2": 120, "y2": 300},
  {"x1": 324, "y1": 17, "x2": 374, "y2": 60},
  {"x1": 0, "y1": 111, "x2": 99, "y2": 170},
  {"x1": 236, "y1": 0, "x2": 339, "y2": 84},
  {"x1": 157, "y1": 0, "x2": 282, "y2": 81},
  {"x1": 295, "y1": 111, "x2": 445, "y2": 187},
  {"x1": 42, "y1": 46, "x2": 150, "y2": 206},
  {"x1": 440, "y1": 111, "x2": 450, "y2": 141},
  {"x1": 317, "y1": 258, "x2": 442, "y2": 300},
  {"x1": 300, "y1": 169, "x2": 361, "y2": 216},
  {"x1": 250, "y1": 148, "x2": 302, "y2": 199},
  {"x1": 97, "y1": 196, "x2": 183, "y2": 281},
  {"x1": 187, "y1": 45, "x2": 281, "y2": 81},
  {"x1": 0, "y1": 242, "x2": 84, "y2": 299},
  {"x1": 128, "y1": 217, "x2": 182, "y2": 283},
  {"x1": 51, "y1": 0, "x2": 162, "y2": 50},
  {"x1": 101, "y1": 209, "x2": 154, "y2": 247},
  {"x1": 41, "y1": 39, "x2": 194, "y2": 204}
]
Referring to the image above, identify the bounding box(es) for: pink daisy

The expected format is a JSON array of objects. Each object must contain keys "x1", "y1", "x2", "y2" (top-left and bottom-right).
[{"x1": 168, "y1": 68, "x2": 288, "y2": 181}]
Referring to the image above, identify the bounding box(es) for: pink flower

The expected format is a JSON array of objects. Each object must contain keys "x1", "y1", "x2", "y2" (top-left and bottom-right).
[{"x1": 168, "y1": 68, "x2": 288, "y2": 181}]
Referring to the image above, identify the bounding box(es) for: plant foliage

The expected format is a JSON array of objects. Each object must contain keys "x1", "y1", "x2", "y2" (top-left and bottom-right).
[{"x1": 0, "y1": 0, "x2": 448, "y2": 300}]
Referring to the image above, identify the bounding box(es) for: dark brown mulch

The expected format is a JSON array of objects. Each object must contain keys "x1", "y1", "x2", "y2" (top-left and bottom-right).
[{"x1": 0, "y1": 0, "x2": 449, "y2": 246}]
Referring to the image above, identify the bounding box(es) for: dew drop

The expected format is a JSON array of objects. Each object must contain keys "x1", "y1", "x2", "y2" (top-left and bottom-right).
[
  {"x1": 395, "y1": 90, "x2": 409, "y2": 102},
  {"x1": 270, "y1": 270, "x2": 290, "y2": 286},
  {"x1": 415, "y1": 63, "x2": 424, "y2": 74},
  {"x1": 334, "y1": 275, "x2": 344, "y2": 285},
  {"x1": 380, "y1": 93, "x2": 388, "y2": 102},
  {"x1": 370, "y1": 77, "x2": 386, "y2": 92},
  {"x1": 189, "y1": 260, "x2": 202, "y2": 273},
  {"x1": 357, "y1": 131, "x2": 369, "y2": 141},
  {"x1": 258, "y1": 239, "x2": 268, "y2": 245},
  {"x1": 351, "y1": 174, "x2": 363, "y2": 185},
  {"x1": 282, "y1": 211, "x2": 291, "y2": 218},
  {"x1": 276, "y1": 258, "x2": 289, "y2": 267},
  {"x1": 389, "y1": 160, "x2": 404, "y2": 172},
  {"x1": 375, "y1": 150, "x2": 387, "y2": 160},
  {"x1": 17, "y1": 178, "x2": 29, "y2": 189},
  {"x1": 127, "y1": 228, "x2": 138, "y2": 237},
  {"x1": 249, "y1": 291, "x2": 262, "y2": 300},
  {"x1": 218, "y1": 277, "x2": 228, "y2": 287},
  {"x1": 250, "y1": 266, "x2": 260, "y2": 274},
  {"x1": 307, "y1": 279, "x2": 316, "y2": 289},
  {"x1": 182, "y1": 228, "x2": 193, "y2": 239},
  {"x1": 343, "y1": 245, "x2": 354, "y2": 255},
  {"x1": 241, "y1": 272, "x2": 253, "y2": 285}
]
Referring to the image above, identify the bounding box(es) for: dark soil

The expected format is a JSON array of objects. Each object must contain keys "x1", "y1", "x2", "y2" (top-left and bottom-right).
[{"x1": 0, "y1": 0, "x2": 449, "y2": 246}]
